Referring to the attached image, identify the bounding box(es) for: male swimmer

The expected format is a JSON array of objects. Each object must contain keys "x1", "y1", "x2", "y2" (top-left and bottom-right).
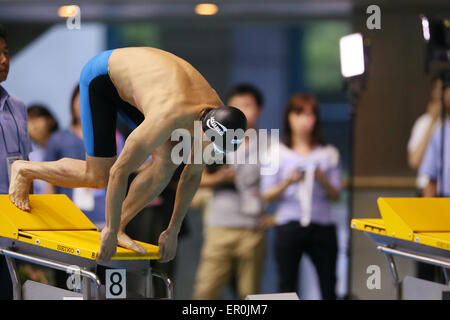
[{"x1": 8, "y1": 47, "x2": 247, "y2": 263}]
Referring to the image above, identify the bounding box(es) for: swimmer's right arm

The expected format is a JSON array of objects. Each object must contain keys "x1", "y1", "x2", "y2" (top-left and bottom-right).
[
  {"x1": 107, "y1": 117, "x2": 176, "y2": 231},
  {"x1": 97, "y1": 116, "x2": 176, "y2": 262}
]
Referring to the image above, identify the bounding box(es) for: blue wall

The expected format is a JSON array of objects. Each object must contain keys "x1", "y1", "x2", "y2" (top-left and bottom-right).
[{"x1": 4, "y1": 23, "x2": 107, "y2": 128}]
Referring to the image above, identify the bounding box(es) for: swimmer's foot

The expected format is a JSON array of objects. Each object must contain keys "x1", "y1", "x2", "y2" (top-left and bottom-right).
[
  {"x1": 117, "y1": 231, "x2": 147, "y2": 254},
  {"x1": 8, "y1": 160, "x2": 31, "y2": 212}
]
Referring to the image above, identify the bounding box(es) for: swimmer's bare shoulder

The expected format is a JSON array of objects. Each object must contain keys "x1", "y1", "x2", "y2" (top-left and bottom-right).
[{"x1": 108, "y1": 47, "x2": 224, "y2": 123}]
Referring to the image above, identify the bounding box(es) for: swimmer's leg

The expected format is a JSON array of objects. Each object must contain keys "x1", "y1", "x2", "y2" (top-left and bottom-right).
[
  {"x1": 118, "y1": 141, "x2": 178, "y2": 252},
  {"x1": 9, "y1": 155, "x2": 116, "y2": 211}
]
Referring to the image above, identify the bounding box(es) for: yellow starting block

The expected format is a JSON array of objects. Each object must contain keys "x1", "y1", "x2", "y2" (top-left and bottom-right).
[
  {"x1": 0, "y1": 195, "x2": 172, "y2": 300},
  {"x1": 351, "y1": 197, "x2": 450, "y2": 299}
]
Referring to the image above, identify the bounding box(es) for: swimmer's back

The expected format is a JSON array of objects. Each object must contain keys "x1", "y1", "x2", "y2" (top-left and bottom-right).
[{"x1": 108, "y1": 47, "x2": 224, "y2": 115}]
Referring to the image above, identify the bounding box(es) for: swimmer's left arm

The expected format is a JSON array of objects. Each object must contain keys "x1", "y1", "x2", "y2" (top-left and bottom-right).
[
  {"x1": 169, "y1": 162, "x2": 205, "y2": 231},
  {"x1": 158, "y1": 161, "x2": 205, "y2": 262}
]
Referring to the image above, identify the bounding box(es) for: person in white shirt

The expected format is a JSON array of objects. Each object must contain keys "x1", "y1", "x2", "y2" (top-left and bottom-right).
[
  {"x1": 407, "y1": 75, "x2": 443, "y2": 190},
  {"x1": 260, "y1": 93, "x2": 341, "y2": 300},
  {"x1": 407, "y1": 75, "x2": 447, "y2": 284}
]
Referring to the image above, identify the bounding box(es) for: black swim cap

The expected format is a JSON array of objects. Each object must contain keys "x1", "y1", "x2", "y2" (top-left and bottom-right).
[{"x1": 201, "y1": 106, "x2": 247, "y2": 154}]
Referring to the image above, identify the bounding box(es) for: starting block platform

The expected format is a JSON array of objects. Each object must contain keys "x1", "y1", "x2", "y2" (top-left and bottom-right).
[
  {"x1": 351, "y1": 197, "x2": 450, "y2": 299},
  {"x1": 0, "y1": 195, "x2": 173, "y2": 300}
]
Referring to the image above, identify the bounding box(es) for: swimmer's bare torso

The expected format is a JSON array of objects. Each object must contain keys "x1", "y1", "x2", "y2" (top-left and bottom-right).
[
  {"x1": 108, "y1": 47, "x2": 224, "y2": 134},
  {"x1": 96, "y1": 47, "x2": 225, "y2": 262}
]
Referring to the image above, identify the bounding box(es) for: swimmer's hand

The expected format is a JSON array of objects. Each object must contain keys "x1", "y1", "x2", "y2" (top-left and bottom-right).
[
  {"x1": 158, "y1": 229, "x2": 178, "y2": 263},
  {"x1": 97, "y1": 227, "x2": 118, "y2": 263}
]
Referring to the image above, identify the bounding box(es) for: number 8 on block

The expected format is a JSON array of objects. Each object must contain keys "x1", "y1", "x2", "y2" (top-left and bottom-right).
[{"x1": 106, "y1": 269, "x2": 127, "y2": 299}]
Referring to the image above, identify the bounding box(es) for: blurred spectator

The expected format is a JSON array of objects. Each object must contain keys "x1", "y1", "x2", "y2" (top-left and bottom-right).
[
  {"x1": 408, "y1": 75, "x2": 449, "y2": 284},
  {"x1": 418, "y1": 81, "x2": 450, "y2": 197},
  {"x1": 0, "y1": 25, "x2": 34, "y2": 300},
  {"x1": 417, "y1": 82, "x2": 450, "y2": 284},
  {"x1": 408, "y1": 75, "x2": 443, "y2": 191},
  {"x1": 260, "y1": 93, "x2": 341, "y2": 300},
  {"x1": 193, "y1": 84, "x2": 266, "y2": 300},
  {"x1": 27, "y1": 104, "x2": 59, "y2": 194}
]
